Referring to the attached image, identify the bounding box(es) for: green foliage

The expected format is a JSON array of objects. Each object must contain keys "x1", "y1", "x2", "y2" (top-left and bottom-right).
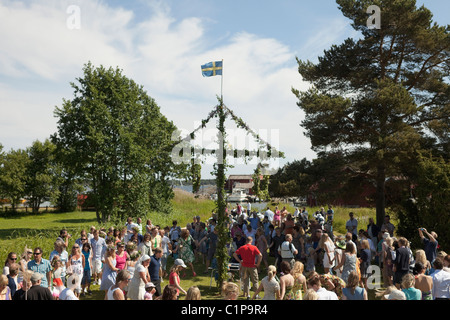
[
  {"x1": 0, "y1": 148, "x2": 29, "y2": 210},
  {"x1": 292, "y1": 0, "x2": 450, "y2": 225},
  {"x1": 25, "y1": 139, "x2": 60, "y2": 213},
  {"x1": 394, "y1": 152, "x2": 450, "y2": 250},
  {"x1": 52, "y1": 62, "x2": 186, "y2": 223}
]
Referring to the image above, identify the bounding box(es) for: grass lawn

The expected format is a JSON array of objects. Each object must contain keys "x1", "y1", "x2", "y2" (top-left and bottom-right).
[{"x1": 0, "y1": 190, "x2": 385, "y2": 300}]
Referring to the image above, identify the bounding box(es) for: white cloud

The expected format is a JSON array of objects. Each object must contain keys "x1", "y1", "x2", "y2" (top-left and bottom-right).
[{"x1": 0, "y1": 0, "x2": 315, "y2": 176}]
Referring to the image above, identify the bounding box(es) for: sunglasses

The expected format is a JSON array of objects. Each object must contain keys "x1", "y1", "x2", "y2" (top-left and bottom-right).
[
  {"x1": 10, "y1": 257, "x2": 17, "y2": 260},
  {"x1": 34, "y1": 252, "x2": 41, "y2": 255}
]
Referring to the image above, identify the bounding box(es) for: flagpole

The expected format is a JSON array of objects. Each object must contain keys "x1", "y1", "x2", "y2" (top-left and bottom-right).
[{"x1": 220, "y1": 59, "x2": 224, "y2": 102}]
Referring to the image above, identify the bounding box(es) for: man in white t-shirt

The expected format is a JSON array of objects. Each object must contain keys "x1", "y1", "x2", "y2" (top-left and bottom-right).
[
  {"x1": 345, "y1": 212, "x2": 358, "y2": 242},
  {"x1": 264, "y1": 207, "x2": 274, "y2": 223},
  {"x1": 308, "y1": 273, "x2": 338, "y2": 300}
]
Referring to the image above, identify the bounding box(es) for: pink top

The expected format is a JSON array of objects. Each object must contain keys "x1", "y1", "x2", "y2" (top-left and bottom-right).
[{"x1": 115, "y1": 251, "x2": 127, "y2": 270}]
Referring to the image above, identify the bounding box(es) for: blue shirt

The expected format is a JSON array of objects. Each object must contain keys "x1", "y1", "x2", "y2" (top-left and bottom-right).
[
  {"x1": 27, "y1": 259, "x2": 52, "y2": 288},
  {"x1": 402, "y1": 287, "x2": 422, "y2": 300},
  {"x1": 148, "y1": 255, "x2": 161, "y2": 281},
  {"x1": 90, "y1": 237, "x2": 106, "y2": 260}
]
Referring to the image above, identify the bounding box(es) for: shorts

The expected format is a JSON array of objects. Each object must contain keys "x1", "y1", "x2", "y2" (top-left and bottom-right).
[{"x1": 92, "y1": 259, "x2": 103, "y2": 274}]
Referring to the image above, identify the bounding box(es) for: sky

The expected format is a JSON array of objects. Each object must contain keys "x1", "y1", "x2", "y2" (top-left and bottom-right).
[{"x1": 0, "y1": 0, "x2": 449, "y2": 179}]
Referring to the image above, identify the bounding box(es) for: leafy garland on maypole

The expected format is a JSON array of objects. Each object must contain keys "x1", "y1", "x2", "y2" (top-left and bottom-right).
[{"x1": 171, "y1": 96, "x2": 284, "y2": 290}]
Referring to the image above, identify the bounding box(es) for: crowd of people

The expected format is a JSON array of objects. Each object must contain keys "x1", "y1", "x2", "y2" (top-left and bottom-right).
[{"x1": 1, "y1": 203, "x2": 449, "y2": 301}]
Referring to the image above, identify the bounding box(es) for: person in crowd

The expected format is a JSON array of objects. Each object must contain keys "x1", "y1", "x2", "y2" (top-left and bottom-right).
[
  {"x1": 149, "y1": 247, "x2": 163, "y2": 297},
  {"x1": 292, "y1": 226, "x2": 305, "y2": 261},
  {"x1": 195, "y1": 222, "x2": 208, "y2": 264},
  {"x1": 381, "y1": 235, "x2": 394, "y2": 287},
  {"x1": 50, "y1": 256, "x2": 64, "y2": 299},
  {"x1": 252, "y1": 265, "x2": 280, "y2": 300},
  {"x1": 185, "y1": 285, "x2": 201, "y2": 300},
  {"x1": 431, "y1": 258, "x2": 450, "y2": 300},
  {"x1": 283, "y1": 214, "x2": 295, "y2": 235},
  {"x1": 138, "y1": 233, "x2": 153, "y2": 258},
  {"x1": 99, "y1": 245, "x2": 118, "y2": 293},
  {"x1": 319, "y1": 272, "x2": 346, "y2": 299},
  {"x1": 3, "y1": 252, "x2": 17, "y2": 276},
  {"x1": 333, "y1": 242, "x2": 357, "y2": 284},
  {"x1": 26, "y1": 272, "x2": 54, "y2": 300},
  {"x1": 150, "y1": 227, "x2": 162, "y2": 250},
  {"x1": 0, "y1": 274, "x2": 11, "y2": 300},
  {"x1": 443, "y1": 254, "x2": 450, "y2": 273},
  {"x1": 414, "y1": 262, "x2": 433, "y2": 300},
  {"x1": 342, "y1": 270, "x2": 368, "y2": 300},
  {"x1": 367, "y1": 218, "x2": 380, "y2": 252},
  {"x1": 80, "y1": 241, "x2": 92, "y2": 296},
  {"x1": 18, "y1": 246, "x2": 33, "y2": 285},
  {"x1": 179, "y1": 228, "x2": 198, "y2": 277},
  {"x1": 169, "y1": 258, "x2": 188, "y2": 298},
  {"x1": 419, "y1": 228, "x2": 439, "y2": 264},
  {"x1": 90, "y1": 229, "x2": 106, "y2": 286},
  {"x1": 334, "y1": 238, "x2": 346, "y2": 277},
  {"x1": 6, "y1": 263, "x2": 19, "y2": 298},
  {"x1": 345, "y1": 212, "x2": 358, "y2": 242},
  {"x1": 160, "y1": 228, "x2": 171, "y2": 279},
  {"x1": 393, "y1": 237, "x2": 411, "y2": 289},
  {"x1": 269, "y1": 227, "x2": 285, "y2": 270},
  {"x1": 303, "y1": 288, "x2": 319, "y2": 300},
  {"x1": 255, "y1": 227, "x2": 269, "y2": 272},
  {"x1": 144, "y1": 282, "x2": 157, "y2": 300},
  {"x1": 128, "y1": 254, "x2": 151, "y2": 300},
  {"x1": 291, "y1": 261, "x2": 307, "y2": 300},
  {"x1": 381, "y1": 215, "x2": 395, "y2": 237},
  {"x1": 359, "y1": 239, "x2": 371, "y2": 290},
  {"x1": 56, "y1": 228, "x2": 71, "y2": 249},
  {"x1": 12, "y1": 270, "x2": 32, "y2": 300},
  {"x1": 59, "y1": 274, "x2": 79, "y2": 300},
  {"x1": 27, "y1": 247, "x2": 52, "y2": 289},
  {"x1": 401, "y1": 272, "x2": 421, "y2": 300},
  {"x1": 375, "y1": 285, "x2": 397, "y2": 300},
  {"x1": 307, "y1": 272, "x2": 338, "y2": 300},
  {"x1": 67, "y1": 243, "x2": 85, "y2": 297},
  {"x1": 115, "y1": 242, "x2": 128, "y2": 271},
  {"x1": 105, "y1": 269, "x2": 131, "y2": 300},
  {"x1": 222, "y1": 281, "x2": 240, "y2": 300},
  {"x1": 384, "y1": 289, "x2": 406, "y2": 300},
  {"x1": 264, "y1": 207, "x2": 274, "y2": 224},
  {"x1": 233, "y1": 236, "x2": 262, "y2": 299},
  {"x1": 160, "y1": 285, "x2": 178, "y2": 300},
  {"x1": 279, "y1": 233, "x2": 298, "y2": 270},
  {"x1": 415, "y1": 249, "x2": 432, "y2": 275},
  {"x1": 145, "y1": 220, "x2": 154, "y2": 234},
  {"x1": 319, "y1": 233, "x2": 335, "y2": 274},
  {"x1": 279, "y1": 261, "x2": 295, "y2": 300}
]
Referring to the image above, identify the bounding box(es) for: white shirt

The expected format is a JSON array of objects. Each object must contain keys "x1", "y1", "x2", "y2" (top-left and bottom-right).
[
  {"x1": 346, "y1": 218, "x2": 358, "y2": 235},
  {"x1": 59, "y1": 288, "x2": 79, "y2": 300},
  {"x1": 316, "y1": 287, "x2": 338, "y2": 300},
  {"x1": 265, "y1": 210, "x2": 274, "y2": 222},
  {"x1": 244, "y1": 229, "x2": 256, "y2": 245},
  {"x1": 431, "y1": 269, "x2": 450, "y2": 299}
]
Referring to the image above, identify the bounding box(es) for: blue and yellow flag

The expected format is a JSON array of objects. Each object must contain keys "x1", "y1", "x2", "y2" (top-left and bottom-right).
[{"x1": 201, "y1": 61, "x2": 223, "y2": 77}]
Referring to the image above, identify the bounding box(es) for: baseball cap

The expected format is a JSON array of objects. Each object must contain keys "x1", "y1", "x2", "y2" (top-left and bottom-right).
[{"x1": 174, "y1": 258, "x2": 187, "y2": 268}]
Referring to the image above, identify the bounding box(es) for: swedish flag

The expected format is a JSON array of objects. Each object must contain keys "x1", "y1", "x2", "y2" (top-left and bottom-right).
[{"x1": 201, "y1": 61, "x2": 223, "y2": 77}]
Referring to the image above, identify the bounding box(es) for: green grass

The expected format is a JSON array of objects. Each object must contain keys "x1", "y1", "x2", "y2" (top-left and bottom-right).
[{"x1": 1, "y1": 191, "x2": 386, "y2": 300}]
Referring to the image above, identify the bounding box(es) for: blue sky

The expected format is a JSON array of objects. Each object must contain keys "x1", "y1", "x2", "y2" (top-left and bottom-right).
[{"x1": 0, "y1": 0, "x2": 448, "y2": 179}]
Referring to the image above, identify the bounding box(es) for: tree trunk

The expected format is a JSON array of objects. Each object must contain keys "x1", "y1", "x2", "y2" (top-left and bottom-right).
[{"x1": 375, "y1": 164, "x2": 386, "y2": 227}]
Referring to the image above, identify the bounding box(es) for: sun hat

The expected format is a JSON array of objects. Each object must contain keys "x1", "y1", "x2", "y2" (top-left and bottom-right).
[
  {"x1": 336, "y1": 240, "x2": 346, "y2": 250},
  {"x1": 145, "y1": 282, "x2": 156, "y2": 288},
  {"x1": 382, "y1": 232, "x2": 390, "y2": 239},
  {"x1": 385, "y1": 290, "x2": 406, "y2": 300},
  {"x1": 174, "y1": 258, "x2": 187, "y2": 268}
]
